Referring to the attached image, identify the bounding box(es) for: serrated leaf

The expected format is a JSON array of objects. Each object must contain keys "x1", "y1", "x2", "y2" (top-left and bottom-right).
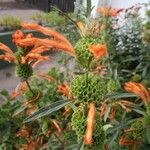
[
  {"x1": 107, "y1": 93, "x2": 137, "y2": 100},
  {"x1": 24, "y1": 100, "x2": 71, "y2": 123}
]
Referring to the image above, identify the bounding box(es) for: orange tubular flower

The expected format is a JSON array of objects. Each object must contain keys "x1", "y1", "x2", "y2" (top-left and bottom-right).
[
  {"x1": 51, "y1": 119, "x2": 62, "y2": 133},
  {"x1": 97, "y1": 6, "x2": 123, "y2": 17},
  {"x1": 124, "y1": 82, "x2": 150, "y2": 105},
  {"x1": 11, "y1": 81, "x2": 28, "y2": 99},
  {"x1": 12, "y1": 30, "x2": 25, "y2": 44},
  {"x1": 57, "y1": 82, "x2": 72, "y2": 99},
  {"x1": 0, "y1": 43, "x2": 17, "y2": 63},
  {"x1": 84, "y1": 103, "x2": 96, "y2": 145},
  {"x1": 35, "y1": 72, "x2": 56, "y2": 82},
  {"x1": 117, "y1": 100, "x2": 136, "y2": 112},
  {"x1": 110, "y1": 107, "x2": 116, "y2": 122},
  {"x1": 89, "y1": 44, "x2": 108, "y2": 59},
  {"x1": 16, "y1": 124, "x2": 30, "y2": 139},
  {"x1": 21, "y1": 22, "x2": 75, "y2": 56},
  {"x1": 119, "y1": 135, "x2": 141, "y2": 147},
  {"x1": 100, "y1": 99, "x2": 107, "y2": 119}
]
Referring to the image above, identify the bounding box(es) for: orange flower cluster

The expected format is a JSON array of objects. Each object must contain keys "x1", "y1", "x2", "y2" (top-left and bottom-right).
[
  {"x1": 89, "y1": 44, "x2": 108, "y2": 59},
  {"x1": 16, "y1": 125, "x2": 45, "y2": 150},
  {"x1": 20, "y1": 23, "x2": 75, "y2": 56},
  {"x1": 0, "y1": 23, "x2": 76, "y2": 67},
  {"x1": 97, "y1": 6, "x2": 123, "y2": 17},
  {"x1": 84, "y1": 103, "x2": 96, "y2": 145},
  {"x1": 101, "y1": 99, "x2": 136, "y2": 122},
  {"x1": 124, "y1": 82, "x2": 150, "y2": 105},
  {"x1": 0, "y1": 33, "x2": 49, "y2": 66}
]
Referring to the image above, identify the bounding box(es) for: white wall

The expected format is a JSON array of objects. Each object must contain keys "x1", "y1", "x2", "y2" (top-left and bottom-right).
[
  {"x1": 110, "y1": 0, "x2": 150, "y2": 8},
  {"x1": 81, "y1": 0, "x2": 108, "y2": 17}
]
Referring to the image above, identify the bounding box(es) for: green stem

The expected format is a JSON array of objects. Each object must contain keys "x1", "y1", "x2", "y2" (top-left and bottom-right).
[
  {"x1": 25, "y1": 80, "x2": 34, "y2": 95},
  {"x1": 86, "y1": 71, "x2": 89, "y2": 86}
]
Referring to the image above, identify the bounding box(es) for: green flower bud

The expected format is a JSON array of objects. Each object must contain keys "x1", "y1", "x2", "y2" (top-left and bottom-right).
[
  {"x1": 131, "y1": 74, "x2": 142, "y2": 82},
  {"x1": 15, "y1": 64, "x2": 33, "y2": 80},
  {"x1": 71, "y1": 105, "x2": 86, "y2": 142},
  {"x1": 129, "y1": 120, "x2": 146, "y2": 141},
  {"x1": 71, "y1": 74, "x2": 107, "y2": 105},
  {"x1": 107, "y1": 79, "x2": 121, "y2": 93}
]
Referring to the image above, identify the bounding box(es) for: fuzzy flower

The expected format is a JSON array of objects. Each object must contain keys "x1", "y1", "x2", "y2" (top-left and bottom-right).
[
  {"x1": 89, "y1": 44, "x2": 108, "y2": 59},
  {"x1": 97, "y1": 6, "x2": 123, "y2": 17},
  {"x1": 124, "y1": 82, "x2": 150, "y2": 105}
]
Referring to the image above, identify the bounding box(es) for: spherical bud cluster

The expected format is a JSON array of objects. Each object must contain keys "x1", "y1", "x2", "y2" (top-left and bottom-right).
[
  {"x1": 144, "y1": 104, "x2": 150, "y2": 126},
  {"x1": 71, "y1": 105, "x2": 86, "y2": 141},
  {"x1": 107, "y1": 79, "x2": 121, "y2": 93},
  {"x1": 15, "y1": 63, "x2": 33, "y2": 80},
  {"x1": 128, "y1": 120, "x2": 146, "y2": 141},
  {"x1": 131, "y1": 74, "x2": 142, "y2": 82},
  {"x1": 75, "y1": 37, "x2": 101, "y2": 68},
  {"x1": 71, "y1": 74, "x2": 107, "y2": 105}
]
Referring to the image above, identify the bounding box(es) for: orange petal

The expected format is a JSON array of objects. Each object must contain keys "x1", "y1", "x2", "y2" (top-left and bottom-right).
[
  {"x1": 0, "y1": 42, "x2": 14, "y2": 54},
  {"x1": 21, "y1": 22, "x2": 74, "y2": 50},
  {"x1": 84, "y1": 103, "x2": 96, "y2": 145},
  {"x1": 89, "y1": 44, "x2": 108, "y2": 59}
]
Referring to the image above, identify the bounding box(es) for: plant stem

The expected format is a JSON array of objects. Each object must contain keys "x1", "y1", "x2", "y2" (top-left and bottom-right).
[{"x1": 25, "y1": 80, "x2": 34, "y2": 95}]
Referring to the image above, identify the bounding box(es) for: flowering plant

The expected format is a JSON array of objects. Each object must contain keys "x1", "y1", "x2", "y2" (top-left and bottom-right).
[{"x1": 0, "y1": 1, "x2": 150, "y2": 150}]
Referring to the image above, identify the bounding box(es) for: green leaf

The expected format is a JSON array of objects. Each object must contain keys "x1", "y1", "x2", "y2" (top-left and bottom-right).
[
  {"x1": 24, "y1": 100, "x2": 72, "y2": 123},
  {"x1": 104, "y1": 104, "x2": 111, "y2": 122},
  {"x1": 133, "y1": 108, "x2": 146, "y2": 116},
  {"x1": 13, "y1": 105, "x2": 27, "y2": 116},
  {"x1": 76, "y1": 139, "x2": 84, "y2": 150},
  {"x1": 103, "y1": 124, "x2": 113, "y2": 131},
  {"x1": 146, "y1": 127, "x2": 150, "y2": 144},
  {"x1": 107, "y1": 93, "x2": 137, "y2": 100},
  {"x1": 0, "y1": 90, "x2": 9, "y2": 97},
  {"x1": 109, "y1": 131, "x2": 119, "y2": 147}
]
